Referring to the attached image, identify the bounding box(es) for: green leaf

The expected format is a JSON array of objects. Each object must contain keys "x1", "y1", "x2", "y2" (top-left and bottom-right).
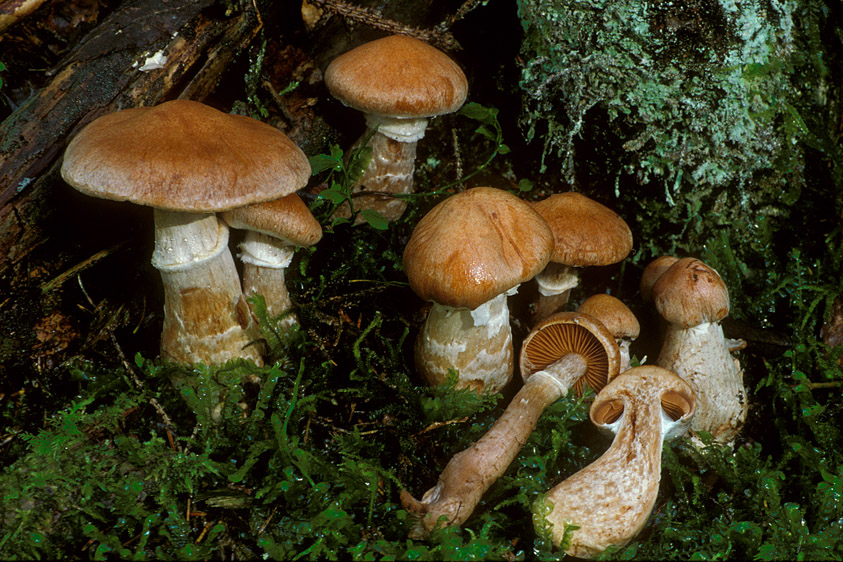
[
  {"x1": 309, "y1": 154, "x2": 342, "y2": 175},
  {"x1": 359, "y1": 209, "x2": 388, "y2": 230}
]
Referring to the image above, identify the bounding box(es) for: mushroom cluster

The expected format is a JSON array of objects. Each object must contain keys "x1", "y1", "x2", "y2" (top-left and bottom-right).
[
  {"x1": 57, "y1": 33, "x2": 752, "y2": 557},
  {"x1": 61, "y1": 100, "x2": 318, "y2": 367}
]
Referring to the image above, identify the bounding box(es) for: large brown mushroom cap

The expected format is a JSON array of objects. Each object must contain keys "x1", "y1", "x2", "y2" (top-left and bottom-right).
[
  {"x1": 221, "y1": 193, "x2": 322, "y2": 247},
  {"x1": 324, "y1": 34, "x2": 468, "y2": 119},
  {"x1": 403, "y1": 187, "x2": 553, "y2": 310},
  {"x1": 61, "y1": 100, "x2": 311, "y2": 212},
  {"x1": 531, "y1": 192, "x2": 633, "y2": 267},
  {"x1": 519, "y1": 311, "x2": 621, "y2": 395},
  {"x1": 653, "y1": 257, "x2": 729, "y2": 328}
]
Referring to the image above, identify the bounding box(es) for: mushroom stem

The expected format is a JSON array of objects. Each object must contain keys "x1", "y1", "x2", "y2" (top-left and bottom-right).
[
  {"x1": 152, "y1": 210, "x2": 261, "y2": 365},
  {"x1": 336, "y1": 126, "x2": 418, "y2": 224},
  {"x1": 657, "y1": 321, "x2": 747, "y2": 445},
  {"x1": 238, "y1": 231, "x2": 296, "y2": 327},
  {"x1": 533, "y1": 262, "x2": 579, "y2": 321},
  {"x1": 538, "y1": 367, "x2": 695, "y2": 558},
  {"x1": 414, "y1": 292, "x2": 514, "y2": 393},
  {"x1": 402, "y1": 353, "x2": 587, "y2": 538}
]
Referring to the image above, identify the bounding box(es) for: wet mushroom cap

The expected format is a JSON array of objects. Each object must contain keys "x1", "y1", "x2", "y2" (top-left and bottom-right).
[
  {"x1": 403, "y1": 187, "x2": 553, "y2": 310},
  {"x1": 652, "y1": 257, "x2": 729, "y2": 328},
  {"x1": 323, "y1": 34, "x2": 468, "y2": 119},
  {"x1": 221, "y1": 193, "x2": 322, "y2": 247},
  {"x1": 60, "y1": 100, "x2": 311, "y2": 212},
  {"x1": 519, "y1": 311, "x2": 621, "y2": 395},
  {"x1": 577, "y1": 294, "x2": 640, "y2": 341},
  {"x1": 531, "y1": 192, "x2": 633, "y2": 267}
]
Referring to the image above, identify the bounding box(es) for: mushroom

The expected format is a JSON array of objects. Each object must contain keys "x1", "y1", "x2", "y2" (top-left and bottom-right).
[
  {"x1": 402, "y1": 186, "x2": 553, "y2": 392},
  {"x1": 530, "y1": 192, "x2": 633, "y2": 321},
  {"x1": 401, "y1": 311, "x2": 620, "y2": 538},
  {"x1": 577, "y1": 294, "x2": 640, "y2": 372},
  {"x1": 324, "y1": 34, "x2": 468, "y2": 224},
  {"x1": 639, "y1": 255, "x2": 679, "y2": 304},
  {"x1": 652, "y1": 257, "x2": 748, "y2": 445},
  {"x1": 60, "y1": 100, "x2": 310, "y2": 365},
  {"x1": 220, "y1": 193, "x2": 322, "y2": 331},
  {"x1": 536, "y1": 365, "x2": 696, "y2": 558}
]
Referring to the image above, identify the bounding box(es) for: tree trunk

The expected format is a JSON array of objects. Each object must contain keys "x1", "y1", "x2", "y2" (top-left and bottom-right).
[{"x1": 0, "y1": 0, "x2": 262, "y2": 275}]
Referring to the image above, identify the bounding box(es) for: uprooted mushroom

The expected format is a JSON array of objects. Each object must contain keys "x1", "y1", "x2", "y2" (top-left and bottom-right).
[
  {"x1": 535, "y1": 365, "x2": 696, "y2": 558},
  {"x1": 400, "y1": 311, "x2": 620, "y2": 538}
]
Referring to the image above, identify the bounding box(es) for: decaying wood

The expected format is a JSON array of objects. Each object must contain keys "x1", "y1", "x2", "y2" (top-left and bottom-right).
[
  {"x1": 0, "y1": 0, "x2": 262, "y2": 275},
  {"x1": 0, "y1": 0, "x2": 49, "y2": 33}
]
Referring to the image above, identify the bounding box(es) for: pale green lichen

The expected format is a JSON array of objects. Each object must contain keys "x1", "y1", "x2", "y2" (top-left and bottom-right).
[{"x1": 516, "y1": 0, "x2": 841, "y2": 324}]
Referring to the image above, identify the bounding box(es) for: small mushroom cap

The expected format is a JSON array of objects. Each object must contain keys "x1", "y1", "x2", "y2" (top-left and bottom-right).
[
  {"x1": 324, "y1": 34, "x2": 468, "y2": 118},
  {"x1": 519, "y1": 311, "x2": 621, "y2": 395},
  {"x1": 61, "y1": 100, "x2": 311, "y2": 212},
  {"x1": 653, "y1": 257, "x2": 729, "y2": 328},
  {"x1": 221, "y1": 193, "x2": 323, "y2": 247},
  {"x1": 590, "y1": 365, "x2": 696, "y2": 432},
  {"x1": 639, "y1": 255, "x2": 679, "y2": 303},
  {"x1": 577, "y1": 294, "x2": 640, "y2": 341},
  {"x1": 531, "y1": 192, "x2": 633, "y2": 267},
  {"x1": 403, "y1": 187, "x2": 553, "y2": 310}
]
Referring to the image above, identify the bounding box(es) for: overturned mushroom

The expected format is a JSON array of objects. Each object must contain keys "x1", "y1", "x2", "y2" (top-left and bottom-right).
[
  {"x1": 403, "y1": 186, "x2": 553, "y2": 392},
  {"x1": 60, "y1": 100, "x2": 310, "y2": 365},
  {"x1": 324, "y1": 34, "x2": 468, "y2": 223},
  {"x1": 401, "y1": 311, "x2": 620, "y2": 538},
  {"x1": 653, "y1": 257, "x2": 748, "y2": 446},
  {"x1": 536, "y1": 365, "x2": 696, "y2": 558},
  {"x1": 530, "y1": 192, "x2": 633, "y2": 321},
  {"x1": 577, "y1": 294, "x2": 640, "y2": 372}
]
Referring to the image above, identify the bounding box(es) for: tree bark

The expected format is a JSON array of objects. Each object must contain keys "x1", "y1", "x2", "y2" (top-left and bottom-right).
[{"x1": 0, "y1": 0, "x2": 262, "y2": 275}]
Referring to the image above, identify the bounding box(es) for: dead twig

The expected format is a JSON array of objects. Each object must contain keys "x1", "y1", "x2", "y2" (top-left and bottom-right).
[{"x1": 310, "y1": 0, "x2": 461, "y2": 51}]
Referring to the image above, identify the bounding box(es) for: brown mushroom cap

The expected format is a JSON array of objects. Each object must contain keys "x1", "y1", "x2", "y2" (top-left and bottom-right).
[
  {"x1": 652, "y1": 257, "x2": 729, "y2": 328},
  {"x1": 639, "y1": 255, "x2": 679, "y2": 303},
  {"x1": 577, "y1": 294, "x2": 640, "y2": 341},
  {"x1": 324, "y1": 35, "x2": 468, "y2": 119},
  {"x1": 403, "y1": 187, "x2": 553, "y2": 310},
  {"x1": 531, "y1": 192, "x2": 633, "y2": 267},
  {"x1": 590, "y1": 365, "x2": 696, "y2": 429},
  {"x1": 221, "y1": 193, "x2": 322, "y2": 247},
  {"x1": 519, "y1": 311, "x2": 621, "y2": 395},
  {"x1": 61, "y1": 100, "x2": 311, "y2": 212}
]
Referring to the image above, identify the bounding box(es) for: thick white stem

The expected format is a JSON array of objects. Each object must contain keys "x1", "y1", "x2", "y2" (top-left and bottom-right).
[
  {"x1": 656, "y1": 322, "x2": 747, "y2": 445},
  {"x1": 152, "y1": 210, "x2": 261, "y2": 365},
  {"x1": 414, "y1": 293, "x2": 513, "y2": 393}
]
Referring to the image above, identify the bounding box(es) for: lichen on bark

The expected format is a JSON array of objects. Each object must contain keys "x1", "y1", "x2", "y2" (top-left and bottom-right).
[{"x1": 515, "y1": 0, "x2": 842, "y2": 323}]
